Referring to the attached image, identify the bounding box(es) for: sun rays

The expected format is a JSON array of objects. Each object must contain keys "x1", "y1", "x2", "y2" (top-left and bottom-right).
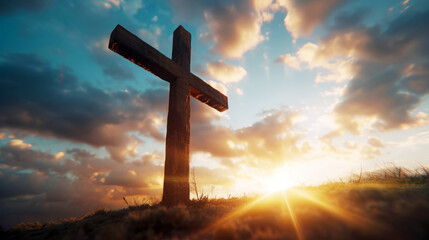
[
  {"x1": 288, "y1": 188, "x2": 386, "y2": 231},
  {"x1": 197, "y1": 186, "x2": 388, "y2": 240},
  {"x1": 282, "y1": 190, "x2": 303, "y2": 240},
  {"x1": 197, "y1": 193, "x2": 275, "y2": 235}
]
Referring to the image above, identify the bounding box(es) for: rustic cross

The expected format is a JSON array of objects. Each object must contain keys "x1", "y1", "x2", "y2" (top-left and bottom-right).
[{"x1": 108, "y1": 25, "x2": 228, "y2": 206}]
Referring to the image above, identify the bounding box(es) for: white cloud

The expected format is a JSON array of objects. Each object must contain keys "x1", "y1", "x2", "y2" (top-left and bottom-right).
[
  {"x1": 276, "y1": 42, "x2": 354, "y2": 83},
  {"x1": 207, "y1": 80, "x2": 228, "y2": 95},
  {"x1": 170, "y1": 0, "x2": 277, "y2": 58},
  {"x1": 278, "y1": 0, "x2": 347, "y2": 38},
  {"x1": 205, "y1": 60, "x2": 247, "y2": 84}
]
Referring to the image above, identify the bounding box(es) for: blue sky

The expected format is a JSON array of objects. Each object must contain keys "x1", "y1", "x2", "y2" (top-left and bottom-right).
[{"x1": 1, "y1": 0, "x2": 429, "y2": 227}]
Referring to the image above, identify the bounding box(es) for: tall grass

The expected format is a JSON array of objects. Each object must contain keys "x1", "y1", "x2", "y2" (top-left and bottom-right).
[
  {"x1": 3, "y1": 166, "x2": 429, "y2": 240},
  {"x1": 347, "y1": 165, "x2": 429, "y2": 184}
]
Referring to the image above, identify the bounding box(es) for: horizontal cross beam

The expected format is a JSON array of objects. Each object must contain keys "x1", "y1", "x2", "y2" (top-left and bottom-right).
[{"x1": 108, "y1": 25, "x2": 228, "y2": 112}]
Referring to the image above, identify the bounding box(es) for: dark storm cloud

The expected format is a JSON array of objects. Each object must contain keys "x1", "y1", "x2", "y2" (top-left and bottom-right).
[
  {"x1": 0, "y1": 142, "x2": 238, "y2": 229},
  {"x1": 334, "y1": 61, "x2": 422, "y2": 131},
  {"x1": 0, "y1": 52, "x2": 309, "y2": 165},
  {"x1": 318, "y1": 10, "x2": 429, "y2": 62},
  {"x1": 0, "y1": 144, "x2": 55, "y2": 174},
  {"x1": 316, "y1": 9, "x2": 429, "y2": 133},
  {"x1": 0, "y1": 145, "x2": 164, "y2": 228},
  {"x1": 0, "y1": 0, "x2": 52, "y2": 14},
  {"x1": 0, "y1": 53, "x2": 167, "y2": 162},
  {"x1": 0, "y1": 168, "x2": 47, "y2": 199},
  {"x1": 104, "y1": 168, "x2": 150, "y2": 188},
  {"x1": 0, "y1": 146, "x2": 163, "y2": 195}
]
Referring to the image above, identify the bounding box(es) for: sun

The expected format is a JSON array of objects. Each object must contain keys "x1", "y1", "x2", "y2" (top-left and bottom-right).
[{"x1": 262, "y1": 172, "x2": 297, "y2": 193}]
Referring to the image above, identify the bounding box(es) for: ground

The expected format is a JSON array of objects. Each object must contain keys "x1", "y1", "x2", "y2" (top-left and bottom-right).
[{"x1": 3, "y1": 177, "x2": 429, "y2": 240}]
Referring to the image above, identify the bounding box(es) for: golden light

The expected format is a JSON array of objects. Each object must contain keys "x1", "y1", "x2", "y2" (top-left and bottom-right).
[
  {"x1": 194, "y1": 184, "x2": 389, "y2": 240},
  {"x1": 281, "y1": 191, "x2": 304, "y2": 240},
  {"x1": 260, "y1": 167, "x2": 298, "y2": 194},
  {"x1": 53, "y1": 151, "x2": 65, "y2": 160},
  {"x1": 263, "y1": 173, "x2": 297, "y2": 193},
  {"x1": 286, "y1": 187, "x2": 388, "y2": 230}
]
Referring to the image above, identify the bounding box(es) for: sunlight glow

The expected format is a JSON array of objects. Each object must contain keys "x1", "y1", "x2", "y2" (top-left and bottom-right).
[
  {"x1": 289, "y1": 188, "x2": 387, "y2": 230},
  {"x1": 262, "y1": 171, "x2": 297, "y2": 193},
  {"x1": 282, "y1": 191, "x2": 303, "y2": 240},
  {"x1": 196, "y1": 187, "x2": 390, "y2": 239},
  {"x1": 198, "y1": 193, "x2": 274, "y2": 236}
]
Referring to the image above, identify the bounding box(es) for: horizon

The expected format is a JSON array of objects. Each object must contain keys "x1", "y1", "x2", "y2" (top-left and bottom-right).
[{"x1": 1, "y1": 0, "x2": 429, "y2": 228}]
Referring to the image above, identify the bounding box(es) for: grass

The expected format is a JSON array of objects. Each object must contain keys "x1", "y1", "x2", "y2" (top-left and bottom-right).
[{"x1": 2, "y1": 166, "x2": 429, "y2": 240}]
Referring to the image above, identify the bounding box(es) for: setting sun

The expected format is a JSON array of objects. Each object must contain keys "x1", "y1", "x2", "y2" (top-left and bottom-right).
[
  {"x1": 1, "y1": 0, "x2": 429, "y2": 238},
  {"x1": 262, "y1": 170, "x2": 297, "y2": 193}
]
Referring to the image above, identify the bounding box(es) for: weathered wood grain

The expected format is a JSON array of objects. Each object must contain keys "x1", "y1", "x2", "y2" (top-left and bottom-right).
[
  {"x1": 109, "y1": 24, "x2": 228, "y2": 206},
  {"x1": 162, "y1": 26, "x2": 191, "y2": 206},
  {"x1": 108, "y1": 24, "x2": 228, "y2": 112}
]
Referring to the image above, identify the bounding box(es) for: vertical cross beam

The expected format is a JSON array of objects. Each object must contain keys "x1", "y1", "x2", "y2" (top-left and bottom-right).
[
  {"x1": 162, "y1": 26, "x2": 191, "y2": 206},
  {"x1": 108, "y1": 24, "x2": 228, "y2": 206}
]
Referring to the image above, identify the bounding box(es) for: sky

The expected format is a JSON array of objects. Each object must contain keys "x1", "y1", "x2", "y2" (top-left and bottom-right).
[{"x1": 1, "y1": 0, "x2": 429, "y2": 228}]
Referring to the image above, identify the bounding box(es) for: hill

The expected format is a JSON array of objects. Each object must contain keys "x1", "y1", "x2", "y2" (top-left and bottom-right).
[{"x1": 3, "y1": 168, "x2": 429, "y2": 240}]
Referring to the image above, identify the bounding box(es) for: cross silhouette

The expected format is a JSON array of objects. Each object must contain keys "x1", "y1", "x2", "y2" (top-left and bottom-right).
[{"x1": 108, "y1": 25, "x2": 228, "y2": 205}]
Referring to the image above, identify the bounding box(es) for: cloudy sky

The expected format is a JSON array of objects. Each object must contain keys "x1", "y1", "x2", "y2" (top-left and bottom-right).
[{"x1": 1, "y1": 0, "x2": 429, "y2": 227}]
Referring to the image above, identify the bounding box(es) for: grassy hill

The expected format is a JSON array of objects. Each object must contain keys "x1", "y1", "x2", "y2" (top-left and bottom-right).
[{"x1": 3, "y1": 167, "x2": 429, "y2": 240}]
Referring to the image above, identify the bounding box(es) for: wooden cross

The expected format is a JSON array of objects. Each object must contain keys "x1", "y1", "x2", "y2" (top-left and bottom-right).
[{"x1": 108, "y1": 25, "x2": 228, "y2": 206}]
